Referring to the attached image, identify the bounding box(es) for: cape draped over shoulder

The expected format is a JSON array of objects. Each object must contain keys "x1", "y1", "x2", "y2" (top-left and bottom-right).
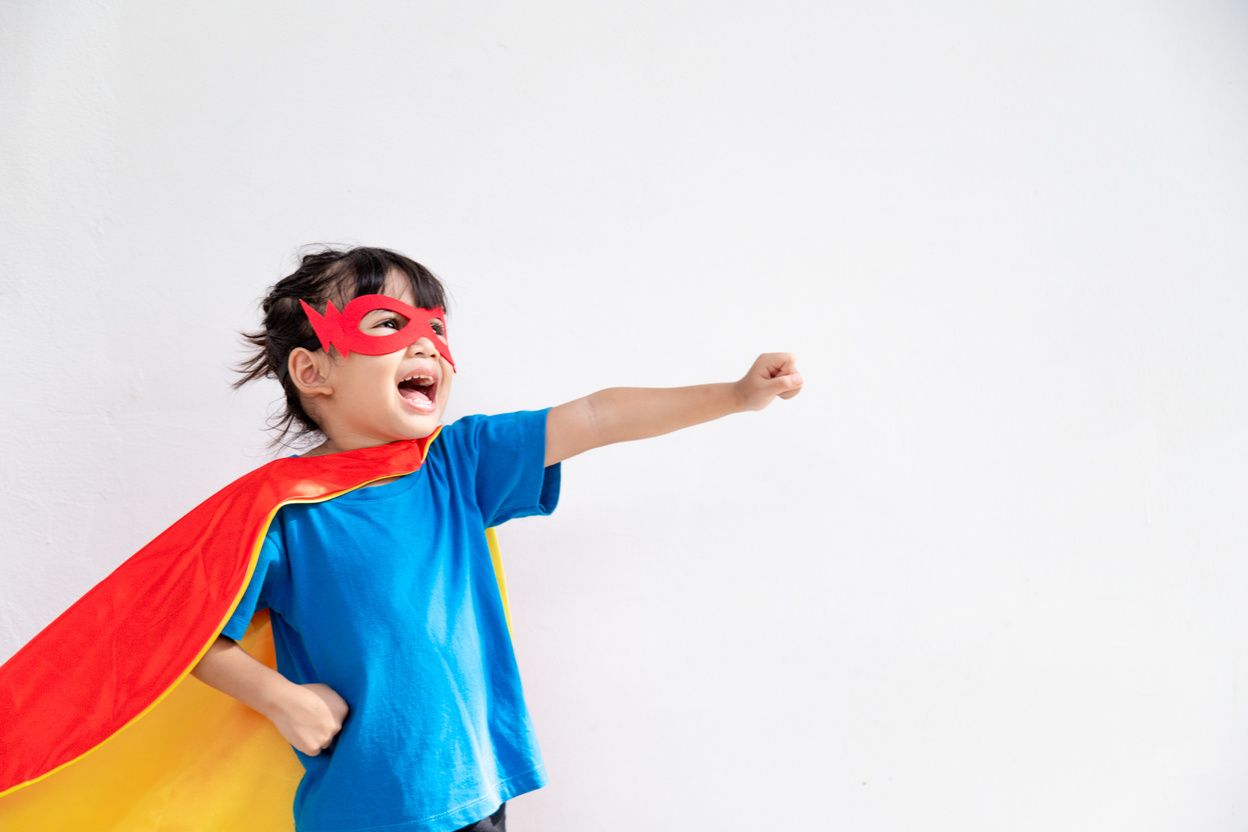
[{"x1": 0, "y1": 430, "x2": 511, "y2": 831}]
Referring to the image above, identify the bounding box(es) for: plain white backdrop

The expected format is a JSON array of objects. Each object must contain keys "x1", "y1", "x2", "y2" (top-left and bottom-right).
[{"x1": 2, "y1": 2, "x2": 1246, "y2": 829}]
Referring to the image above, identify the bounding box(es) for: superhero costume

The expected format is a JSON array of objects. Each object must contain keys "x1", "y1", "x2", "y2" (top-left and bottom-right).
[{"x1": 0, "y1": 429, "x2": 524, "y2": 831}]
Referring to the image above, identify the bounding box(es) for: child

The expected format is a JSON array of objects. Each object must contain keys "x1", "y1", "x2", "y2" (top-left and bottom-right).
[{"x1": 2, "y1": 246, "x2": 802, "y2": 832}]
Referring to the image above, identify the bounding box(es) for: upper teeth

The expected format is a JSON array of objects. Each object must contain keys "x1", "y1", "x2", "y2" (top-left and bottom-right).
[{"x1": 403, "y1": 374, "x2": 433, "y2": 385}]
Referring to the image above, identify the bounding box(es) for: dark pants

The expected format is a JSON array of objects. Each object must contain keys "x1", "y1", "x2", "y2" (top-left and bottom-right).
[{"x1": 455, "y1": 802, "x2": 506, "y2": 832}]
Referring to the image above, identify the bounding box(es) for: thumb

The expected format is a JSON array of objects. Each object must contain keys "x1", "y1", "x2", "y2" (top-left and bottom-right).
[{"x1": 772, "y1": 370, "x2": 804, "y2": 399}]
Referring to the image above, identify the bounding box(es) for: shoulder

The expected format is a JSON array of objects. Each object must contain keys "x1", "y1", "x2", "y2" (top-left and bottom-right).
[
  {"x1": 441, "y1": 409, "x2": 547, "y2": 434},
  {"x1": 429, "y1": 411, "x2": 552, "y2": 493},
  {"x1": 436, "y1": 410, "x2": 549, "y2": 452}
]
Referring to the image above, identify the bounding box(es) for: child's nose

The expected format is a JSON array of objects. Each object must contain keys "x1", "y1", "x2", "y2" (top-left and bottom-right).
[{"x1": 407, "y1": 337, "x2": 439, "y2": 357}]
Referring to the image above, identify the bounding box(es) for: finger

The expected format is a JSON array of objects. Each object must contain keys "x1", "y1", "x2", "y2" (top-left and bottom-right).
[
  {"x1": 302, "y1": 732, "x2": 333, "y2": 756},
  {"x1": 774, "y1": 372, "x2": 804, "y2": 399},
  {"x1": 757, "y1": 353, "x2": 797, "y2": 379}
]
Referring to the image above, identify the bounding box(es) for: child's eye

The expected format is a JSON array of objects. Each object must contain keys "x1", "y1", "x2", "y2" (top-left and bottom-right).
[
  {"x1": 376, "y1": 314, "x2": 408, "y2": 329},
  {"x1": 361, "y1": 312, "x2": 409, "y2": 335},
  {"x1": 430, "y1": 320, "x2": 446, "y2": 337}
]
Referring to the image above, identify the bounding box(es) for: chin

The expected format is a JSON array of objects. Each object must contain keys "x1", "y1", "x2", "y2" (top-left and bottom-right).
[{"x1": 400, "y1": 411, "x2": 445, "y2": 440}]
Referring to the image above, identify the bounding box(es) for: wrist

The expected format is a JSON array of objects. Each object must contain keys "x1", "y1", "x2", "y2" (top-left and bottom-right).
[
  {"x1": 731, "y1": 377, "x2": 765, "y2": 413},
  {"x1": 255, "y1": 674, "x2": 309, "y2": 721}
]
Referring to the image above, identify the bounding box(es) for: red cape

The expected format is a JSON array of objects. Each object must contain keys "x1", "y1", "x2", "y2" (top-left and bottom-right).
[{"x1": 0, "y1": 432, "x2": 449, "y2": 830}]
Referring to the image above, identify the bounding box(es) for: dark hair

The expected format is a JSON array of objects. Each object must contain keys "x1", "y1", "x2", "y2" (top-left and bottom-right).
[{"x1": 236, "y1": 246, "x2": 448, "y2": 446}]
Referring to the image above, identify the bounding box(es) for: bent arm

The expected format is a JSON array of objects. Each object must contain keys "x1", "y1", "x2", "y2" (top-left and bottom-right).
[
  {"x1": 192, "y1": 635, "x2": 348, "y2": 755},
  {"x1": 545, "y1": 352, "x2": 803, "y2": 466}
]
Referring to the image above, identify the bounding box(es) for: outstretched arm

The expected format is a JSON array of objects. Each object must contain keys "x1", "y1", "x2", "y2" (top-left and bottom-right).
[
  {"x1": 192, "y1": 635, "x2": 348, "y2": 756},
  {"x1": 544, "y1": 352, "x2": 803, "y2": 466}
]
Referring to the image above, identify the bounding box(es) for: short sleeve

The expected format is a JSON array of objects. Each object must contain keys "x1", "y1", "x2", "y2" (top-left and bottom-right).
[
  {"x1": 220, "y1": 531, "x2": 282, "y2": 640},
  {"x1": 461, "y1": 409, "x2": 561, "y2": 527}
]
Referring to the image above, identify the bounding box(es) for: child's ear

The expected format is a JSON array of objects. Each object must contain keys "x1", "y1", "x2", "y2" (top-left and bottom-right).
[{"x1": 288, "y1": 348, "x2": 334, "y2": 397}]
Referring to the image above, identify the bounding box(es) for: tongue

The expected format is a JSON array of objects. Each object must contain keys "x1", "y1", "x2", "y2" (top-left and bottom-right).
[{"x1": 399, "y1": 385, "x2": 433, "y2": 404}]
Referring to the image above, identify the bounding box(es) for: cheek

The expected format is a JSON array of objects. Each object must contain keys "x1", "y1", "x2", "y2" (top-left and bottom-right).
[
  {"x1": 438, "y1": 366, "x2": 453, "y2": 402},
  {"x1": 347, "y1": 357, "x2": 395, "y2": 389}
]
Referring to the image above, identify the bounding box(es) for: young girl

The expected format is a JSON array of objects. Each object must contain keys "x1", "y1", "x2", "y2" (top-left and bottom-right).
[{"x1": 0, "y1": 246, "x2": 802, "y2": 832}]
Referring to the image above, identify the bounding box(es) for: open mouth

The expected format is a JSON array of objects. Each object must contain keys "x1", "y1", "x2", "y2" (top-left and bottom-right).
[{"x1": 397, "y1": 373, "x2": 438, "y2": 412}]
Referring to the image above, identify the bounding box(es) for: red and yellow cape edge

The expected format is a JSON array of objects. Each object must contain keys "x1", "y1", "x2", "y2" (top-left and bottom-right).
[{"x1": 0, "y1": 429, "x2": 483, "y2": 831}]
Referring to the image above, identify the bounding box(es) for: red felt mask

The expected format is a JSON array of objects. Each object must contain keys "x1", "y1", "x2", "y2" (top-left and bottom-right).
[{"x1": 299, "y1": 295, "x2": 455, "y2": 369}]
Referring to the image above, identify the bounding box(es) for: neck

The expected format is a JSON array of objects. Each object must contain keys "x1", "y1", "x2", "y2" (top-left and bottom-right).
[{"x1": 301, "y1": 429, "x2": 440, "y2": 459}]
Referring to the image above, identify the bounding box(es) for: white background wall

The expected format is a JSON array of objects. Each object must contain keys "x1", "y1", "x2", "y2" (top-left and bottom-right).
[{"x1": 3, "y1": 2, "x2": 1246, "y2": 829}]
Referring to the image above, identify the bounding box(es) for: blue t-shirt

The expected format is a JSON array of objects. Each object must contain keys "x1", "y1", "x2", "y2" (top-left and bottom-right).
[{"x1": 223, "y1": 410, "x2": 560, "y2": 832}]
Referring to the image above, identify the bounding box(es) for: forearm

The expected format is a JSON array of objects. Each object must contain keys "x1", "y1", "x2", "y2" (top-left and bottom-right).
[
  {"x1": 544, "y1": 353, "x2": 803, "y2": 465},
  {"x1": 563, "y1": 383, "x2": 741, "y2": 456},
  {"x1": 193, "y1": 635, "x2": 347, "y2": 755},
  {"x1": 191, "y1": 635, "x2": 295, "y2": 720}
]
